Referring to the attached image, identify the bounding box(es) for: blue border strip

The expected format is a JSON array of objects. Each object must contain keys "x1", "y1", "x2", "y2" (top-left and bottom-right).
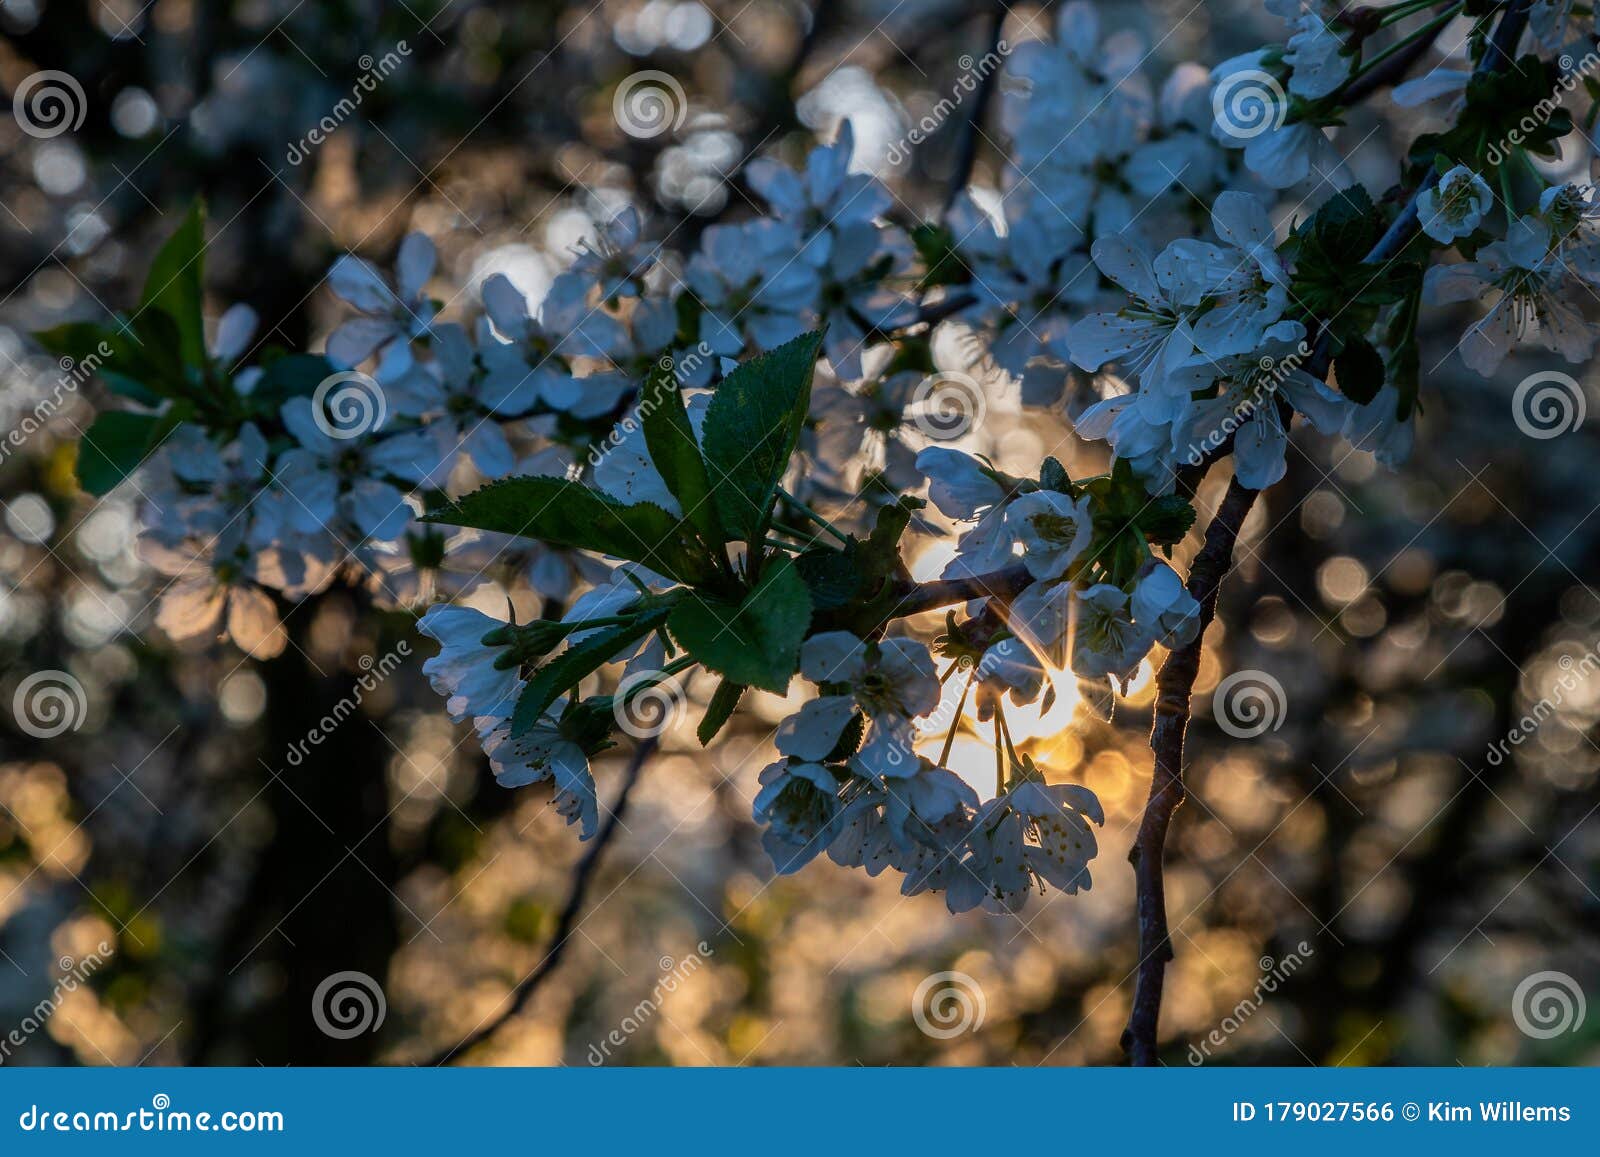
[{"x1": 0, "y1": 1067, "x2": 1595, "y2": 1151}]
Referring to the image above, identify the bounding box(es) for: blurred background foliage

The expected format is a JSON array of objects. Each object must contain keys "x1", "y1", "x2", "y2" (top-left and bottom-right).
[{"x1": 1, "y1": 0, "x2": 1598, "y2": 1066}]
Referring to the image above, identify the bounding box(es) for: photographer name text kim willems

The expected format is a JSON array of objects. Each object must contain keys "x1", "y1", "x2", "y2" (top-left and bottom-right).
[{"x1": 1232, "y1": 1101, "x2": 1573, "y2": 1124}]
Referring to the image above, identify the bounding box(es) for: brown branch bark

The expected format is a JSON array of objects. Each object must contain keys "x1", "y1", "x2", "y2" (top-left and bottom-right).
[
  {"x1": 422, "y1": 736, "x2": 656, "y2": 1066},
  {"x1": 1122, "y1": 474, "x2": 1260, "y2": 1065},
  {"x1": 888, "y1": 560, "x2": 1034, "y2": 617}
]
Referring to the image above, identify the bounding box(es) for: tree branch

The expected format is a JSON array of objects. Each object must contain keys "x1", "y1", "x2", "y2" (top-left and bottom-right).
[
  {"x1": 422, "y1": 737, "x2": 657, "y2": 1066},
  {"x1": 888, "y1": 560, "x2": 1033, "y2": 618},
  {"x1": 1118, "y1": 0, "x2": 1532, "y2": 1066},
  {"x1": 1122, "y1": 475, "x2": 1259, "y2": 1066}
]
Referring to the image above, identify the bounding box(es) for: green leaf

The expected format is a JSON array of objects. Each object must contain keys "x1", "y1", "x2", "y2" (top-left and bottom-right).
[
  {"x1": 911, "y1": 223, "x2": 967, "y2": 288},
  {"x1": 1334, "y1": 336, "x2": 1385, "y2": 404},
  {"x1": 35, "y1": 320, "x2": 173, "y2": 403},
  {"x1": 794, "y1": 544, "x2": 862, "y2": 613},
  {"x1": 667, "y1": 554, "x2": 812, "y2": 693},
  {"x1": 129, "y1": 305, "x2": 191, "y2": 391},
  {"x1": 696, "y1": 678, "x2": 746, "y2": 746},
  {"x1": 824, "y1": 710, "x2": 866, "y2": 762},
  {"x1": 1307, "y1": 185, "x2": 1379, "y2": 263},
  {"x1": 794, "y1": 500, "x2": 920, "y2": 631},
  {"x1": 249, "y1": 353, "x2": 336, "y2": 410},
  {"x1": 639, "y1": 360, "x2": 723, "y2": 547},
  {"x1": 511, "y1": 608, "x2": 669, "y2": 736},
  {"x1": 75, "y1": 410, "x2": 177, "y2": 496},
  {"x1": 1389, "y1": 337, "x2": 1420, "y2": 420},
  {"x1": 857, "y1": 499, "x2": 917, "y2": 588},
  {"x1": 33, "y1": 321, "x2": 114, "y2": 366},
  {"x1": 700, "y1": 330, "x2": 823, "y2": 545},
  {"x1": 139, "y1": 202, "x2": 208, "y2": 368},
  {"x1": 422, "y1": 475, "x2": 719, "y2": 586},
  {"x1": 1407, "y1": 57, "x2": 1571, "y2": 175},
  {"x1": 1137, "y1": 495, "x2": 1198, "y2": 546}
]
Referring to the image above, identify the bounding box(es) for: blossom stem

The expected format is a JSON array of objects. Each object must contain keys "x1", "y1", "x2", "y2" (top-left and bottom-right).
[
  {"x1": 1374, "y1": 0, "x2": 1450, "y2": 29},
  {"x1": 619, "y1": 656, "x2": 695, "y2": 703},
  {"x1": 769, "y1": 519, "x2": 831, "y2": 546},
  {"x1": 1345, "y1": 3, "x2": 1463, "y2": 88},
  {"x1": 994, "y1": 715, "x2": 1006, "y2": 794},
  {"x1": 1499, "y1": 163, "x2": 1518, "y2": 221},
  {"x1": 996, "y1": 704, "x2": 1021, "y2": 768},
  {"x1": 777, "y1": 487, "x2": 850, "y2": 543},
  {"x1": 938, "y1": 672, "x2": 974, "y2": 767},
  {"x1": 1514, "y1": 147, "x2": 1543, "y2": 190}
]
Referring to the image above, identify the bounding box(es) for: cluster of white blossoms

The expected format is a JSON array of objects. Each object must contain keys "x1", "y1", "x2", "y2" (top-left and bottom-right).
[{"x1": 60, "y1": 0, "x2": 1600, "y2": 914}]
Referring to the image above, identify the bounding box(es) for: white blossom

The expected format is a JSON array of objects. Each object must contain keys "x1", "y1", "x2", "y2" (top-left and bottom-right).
[{"x1": 1417, "y1": 166, "x2": 1494, "y2": 245}]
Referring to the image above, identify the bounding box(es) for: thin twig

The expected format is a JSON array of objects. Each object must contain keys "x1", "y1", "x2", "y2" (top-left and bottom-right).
[
  {"x1": 943, "y1": 3, "x2": 1008, "y2": 214},
  {"x1": 423, "y1": 737, "x2": 657, "y2": 1066},
  {"x1": 1121, "y1": 475, "x2": 1259, "y2": 1066}
]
